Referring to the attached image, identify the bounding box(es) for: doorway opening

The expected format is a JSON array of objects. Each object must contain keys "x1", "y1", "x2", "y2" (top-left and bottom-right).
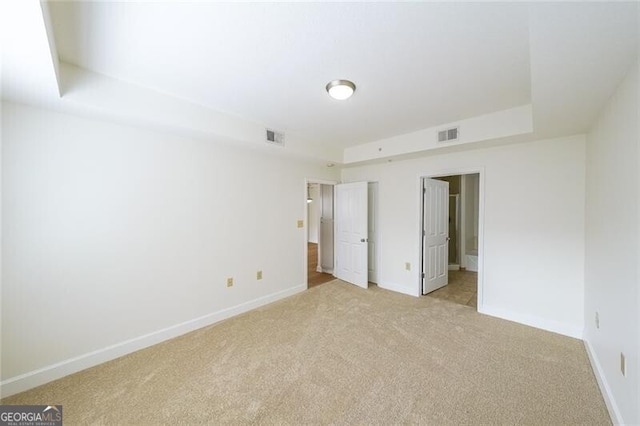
[
  {"x1": 306, "y1": 181, "x2": 336, "y2": 288},
  {"x1": 421, "y1": 172, "x2": 482, "y2": 310},
  {"x1": 311, "y1": 180, "x2": 378, "y2": 290}
]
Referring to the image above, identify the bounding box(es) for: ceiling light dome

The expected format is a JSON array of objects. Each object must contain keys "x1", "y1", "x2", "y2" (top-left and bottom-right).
[{"x1": 326, "y1": 79, "x2": 356, "y2": 100}]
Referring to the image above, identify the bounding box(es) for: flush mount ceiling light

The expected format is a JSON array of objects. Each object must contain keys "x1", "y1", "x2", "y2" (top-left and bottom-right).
[{"x1": 326, "y1": 79, "x2": 356, "y2": 100}]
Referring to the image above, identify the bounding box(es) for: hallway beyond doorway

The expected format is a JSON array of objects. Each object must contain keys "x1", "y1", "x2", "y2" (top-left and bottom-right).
[
  {"x1": 427, "y1": 270, "x2": 477, "y2": 308},
  {"x1": 308, "y1": 242, "x2": 334, "y2": 288}
]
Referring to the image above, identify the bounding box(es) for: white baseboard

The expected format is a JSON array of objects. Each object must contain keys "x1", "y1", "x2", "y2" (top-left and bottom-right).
[
  {"x1": 448, "y1": 264, "x2": 460, "y2": 271},
  {"x1": 0, "y1": 284, "x2": 306, "y2": 398},
  {"x1": 478, "y1": 305, "x2": 583, "y2": 339},
  {"x1": 583, "y1": 338, "x2": 622, "y2": 425},
  {"x1": 377, "y1": 281, "x2": 420, "y2": 297}
]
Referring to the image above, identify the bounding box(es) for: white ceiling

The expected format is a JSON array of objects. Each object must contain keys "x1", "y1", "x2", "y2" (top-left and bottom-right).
[
  {"x1": 528, "y1": 2, "x2": 639, "y2": 138},
  {"x1": 2, "y1": 1, "x2": 638, "y2": 159},
  {"x1": 49, "y1": 2, "x2": 533, "y2": 147}
]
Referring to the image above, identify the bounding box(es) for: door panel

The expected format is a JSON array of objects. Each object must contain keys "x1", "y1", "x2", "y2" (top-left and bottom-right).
[
  {"x1": 335, "y1": 182, "x2": 368, "y2": 288},
  {"x1": 422, "y1": 178, "x2": 449, "y2": 294}
]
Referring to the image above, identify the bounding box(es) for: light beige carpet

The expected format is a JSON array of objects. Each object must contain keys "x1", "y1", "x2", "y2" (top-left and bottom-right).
[{"x1": 3, "y1": 280, "x2": 610, "y2": 424}]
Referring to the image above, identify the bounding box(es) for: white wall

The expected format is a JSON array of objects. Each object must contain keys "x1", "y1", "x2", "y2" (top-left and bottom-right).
[
  {"x1": 0, "y1": 102, "x2": 338, "y2": 396},
  {"x1": 342, "y1": 135, "x2": 586, "y2": 337},
  {"x1": 584, "y1": 62, "x2": 639, "y2": 425},
  {"x1": 343, "y1": 104, "x2": 533, "y2": 164},
  {"x1": 307, "y1": 184, "x2": 320, "y2": 244}
]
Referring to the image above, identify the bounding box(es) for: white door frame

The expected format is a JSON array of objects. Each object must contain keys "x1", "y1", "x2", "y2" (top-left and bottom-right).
[
  {"x1": 418, "y1": 168, "x2": 485, "y2": 309},
  {"x1": 304, "y1": 178, "x2": 338, "y2": 288}
]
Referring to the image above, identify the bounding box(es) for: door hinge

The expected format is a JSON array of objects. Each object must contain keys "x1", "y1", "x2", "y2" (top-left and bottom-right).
[
  {"x1": 422, "y1": 273, "x2": 425, "y2": 279},
  {"x1": 422, "y1": 230, "x2": 426, "y2": 237}
]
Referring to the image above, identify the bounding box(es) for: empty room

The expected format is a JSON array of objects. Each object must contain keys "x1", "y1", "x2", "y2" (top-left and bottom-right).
[{"x1": 1, "y1": 1, "x2": 638, "y2": 424}]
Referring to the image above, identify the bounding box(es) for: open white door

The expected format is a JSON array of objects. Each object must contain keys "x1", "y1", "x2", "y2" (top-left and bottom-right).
[
  {"x1": 422, "y1": 178, "x2": 449, "y2": 294},
  {"x1": 335, "y1": 182, "x2": 368, "y2": 288}
]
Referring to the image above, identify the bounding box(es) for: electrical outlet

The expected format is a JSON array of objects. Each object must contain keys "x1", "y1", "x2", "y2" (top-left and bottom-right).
[
  {"x1": 621, "y1": 353, "x2": 626, "y2": 377},
  {"x1": 297, "y1": 220, "x2": 304, "y2": 228},
  {"x1": 405, "y1": 262, "x2": 411, "y2": 271},
  {"x1": 595, "y1": 311, "x2": 599, "y2": 329},
  {"x1": 257, "y1": 270, "x2": 263, "y2": 280},
  {"x1": 226, "y1": 277, "x2": 234, "y2": 287}
]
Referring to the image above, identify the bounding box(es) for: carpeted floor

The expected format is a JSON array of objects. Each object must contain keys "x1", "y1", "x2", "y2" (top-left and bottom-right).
[{"x1": 2, "y1": 280, "x2": 610, "y2": 424}]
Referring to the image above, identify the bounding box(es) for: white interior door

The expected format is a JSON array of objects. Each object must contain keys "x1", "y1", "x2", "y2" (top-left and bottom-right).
[
  {"x1": 335, "y1": 182, "x2": 368, "y2": 288},
  {"x1": 422, "y1": 178, "x2": 449, "y2": 294}
]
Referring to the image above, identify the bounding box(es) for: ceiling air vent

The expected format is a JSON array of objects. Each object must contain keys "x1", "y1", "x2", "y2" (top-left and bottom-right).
[
  {"x1": 265, "y1": 129, "x2": 285, "y2": 146},
  {"x1": 437, "y1": 126, "x2": 459, "y2": 143}
]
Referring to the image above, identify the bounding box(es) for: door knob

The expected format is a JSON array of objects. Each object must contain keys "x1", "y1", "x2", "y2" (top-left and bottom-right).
[
  {"x1": 446, "y1": 237, "x2": 451, "y2": 241},
  {"x1": 361, "y1": 238, "x2": 366, "y2": 242}
]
